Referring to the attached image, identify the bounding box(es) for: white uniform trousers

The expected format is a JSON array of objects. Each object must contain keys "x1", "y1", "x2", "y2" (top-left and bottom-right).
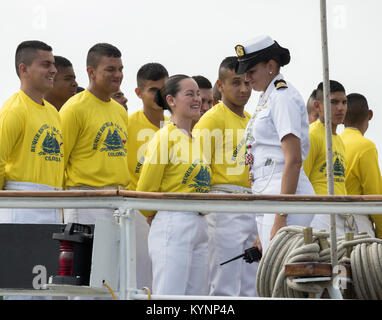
[
  {"x1": 253, "y1": 170, "x2": 315, "y2": 253},
  {"x1": 63, "y1": 185, "x2": 118, "y2": 225},
  {"x1": 0, "y1": 181, "x2": 63, "y2": 224},
  {"x1": 0, "y1": 181, "x2": 62, "y2": 300},
  {"x1": 148, "y1": 210, "x2": 208, "y2": 296},
  {"x1": 310, "y1": 213, "x2": 375, "y2": 238},
  {"x1": 207, "y1": 185, "x2": 259, "y2": 297},
  {"x1": 64, "y1": 186, "x2": 152, "y2": 297}
]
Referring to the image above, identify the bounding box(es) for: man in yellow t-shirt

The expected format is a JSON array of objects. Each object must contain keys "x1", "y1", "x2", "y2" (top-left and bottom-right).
[
  {"x1": 192, "y1": 75, "x2": 214, "y2": 119},
  {"x1": 341, "y1": 93, "x2": 381, "y2": 237},
  {"x1": 303, "y1": 80, "x2": 353, "y2": 236},
  {"x1": 193, "y1": 56, "x2": 256, "y2": 297},
  {"x1": 126, "y1": 62, "x2": 169, "y2": 290},
  {"x1": 0, "y1": 41, "x2": 63, "y2": 301},
  {"x1": 60, "y1": 43, "x2": 129, "y2": 225},
  {"x1": 0, "y1": 40, "x2": 63, "y2": 225},
  {"x1": 306, "y1": 89, "x2": 319, "y2": 124},
  {"x1": 45, "y1": 55, "x2": 78, "y2": 111},
  {"x1": 127, "y1": 63, "x2": 169, "y2": 191},
  {"x1": 111, "y1": 90, "x2": 128, "y2": 110}
]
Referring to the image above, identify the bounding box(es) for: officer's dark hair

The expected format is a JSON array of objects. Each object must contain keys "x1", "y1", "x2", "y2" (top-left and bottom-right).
[
  {"x1": 315, "y1": 80, "x2": 346, "y2": 102},
  {"x1": 269, "y1": 55, "x2": 282, "y2": 65},
  {"x1": 218, "y1": 56, "x2": 238, "y2": 82},
  {"x1": 86, "y1": 43, "x2": 121, "y2": 69},
  {"x1": 344, "y1": 93, "x2": 369, "y2": 126},
  {"x1": 15, "y1": 40, "x2": 53, "y2": 77},
  {"x1": 54, "y1": 56, "x2": 73, "y2": 69},
  {"x1": 154, "y1": 74, "x2": 190, "y2": 112},
  {"x1": 137, "y1": 63, "x2": 169, "y2": 89},
  {"x1": 192, "y1": 75, "x2": 212, "y2": 90}
]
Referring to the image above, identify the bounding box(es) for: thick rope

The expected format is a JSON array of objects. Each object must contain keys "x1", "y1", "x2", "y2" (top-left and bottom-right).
[
  {"x1": 256, "y1": 226, "x2": 330, "y2": 297},
  {"x1": 256, "y1": 226, "x2": 382, "y2": 299},
  {"x1": 338, "y1": 237, "x2": 382, "y2": 300}
]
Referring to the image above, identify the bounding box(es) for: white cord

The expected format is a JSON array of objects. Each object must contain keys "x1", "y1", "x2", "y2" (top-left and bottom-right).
[{"x1": 251, "y1": 160, "x2": 277, "y2": 194}]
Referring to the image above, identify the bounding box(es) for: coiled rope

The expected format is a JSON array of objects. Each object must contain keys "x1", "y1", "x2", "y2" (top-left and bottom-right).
[
  {"x1": 256, "y1": 226, "x2": 382, "y2": 299},
  {"x1": 338, "y1": 236, "x2": 382, "y2": 299}
]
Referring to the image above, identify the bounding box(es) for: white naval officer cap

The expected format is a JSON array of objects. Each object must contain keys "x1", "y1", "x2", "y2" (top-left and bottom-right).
[{"x1": 234, "y1": 35, "x2": 290, "y2": 74}]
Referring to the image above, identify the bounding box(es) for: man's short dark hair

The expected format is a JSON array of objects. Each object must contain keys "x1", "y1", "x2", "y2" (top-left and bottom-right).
[
  {"x1": 218, "y1": 56, "x2": 238, "y2": 81},
  {"x1": 54, "y1": 56, "x2": 72, "y2": 69},
  {"x1": 137, "y1": 63, "x2": 169, "y2": 89},
  {"x1": 344, "y1": 93, "x2": 369, "y2": 126},
  {"x1": 316, "y1": 80, "x2": 346, "y2": 102},
  {"x1": 192, "y1": 75, "x2": 212, "y2": 90},
  {"x1": 86, "y1": 43, "x2": 121, "y2": 69},
  {"x1": 15, "y1": 40, "x2": 53, "y2": 77},
  {"x1": 213, "y1": 81, "x2": 221, "y2": 102},
  {"x1": 306, "y1": 89, "x2": 317, "y2": 113},
  {"x1": 309, "y1": 89, "x2": 317, "y2": 100}
]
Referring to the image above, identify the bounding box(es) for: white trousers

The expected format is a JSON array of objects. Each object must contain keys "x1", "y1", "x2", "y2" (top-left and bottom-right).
[
  {"x1": 0, "y1": 181, "x2": 62, "y2": 300},
  {"x1": 148, "y1": 211, "x2": 208, "y2": 296},
  {"x1": 207, "y1": 185, "x2": 259, "y2": 297},
  {"x1": 0, "y1": 181, "x2": 62, "y2": 224},
  {"x1": 63, "y1": 186, "x2": 152, "y2": 296},
  {"x1": 63, "y1": 186, "x2": 117, "y2": 225},
  {"x1": 253, "y1": 171, "x2": 315, "y2": 253}
]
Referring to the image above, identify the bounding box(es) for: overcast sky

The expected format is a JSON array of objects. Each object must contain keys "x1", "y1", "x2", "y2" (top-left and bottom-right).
[{"x1": 1, "y1": 0, "x2": 381, "y2": 167}]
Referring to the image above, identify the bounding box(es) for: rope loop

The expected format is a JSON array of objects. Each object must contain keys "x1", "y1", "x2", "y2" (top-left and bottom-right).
[{"x1": 256, "y1": 226, "x2": 382, "y2": 299}]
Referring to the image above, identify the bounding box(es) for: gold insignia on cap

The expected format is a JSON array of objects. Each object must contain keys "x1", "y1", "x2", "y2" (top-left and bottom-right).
[
  {"x1": 235, "y1": 45, "x2": 245, "y2": 57},
  {"x1": 274, "y1": 79, "x2": 288, "y2": 90}
]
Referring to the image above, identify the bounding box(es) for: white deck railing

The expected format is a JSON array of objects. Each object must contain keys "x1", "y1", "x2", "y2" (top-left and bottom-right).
[{"x1": 0, "y1": 190, "x2": 381, "y2": 299}]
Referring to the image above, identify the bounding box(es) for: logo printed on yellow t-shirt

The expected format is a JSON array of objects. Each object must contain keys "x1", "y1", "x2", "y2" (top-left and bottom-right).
[
  {"x1": 31, "y1": 124, "x2": 63, "y2": 162},
  {"x1": 182, "y1": 160, "x2": 211, "y2": 193},
  {"x1": 318, "y1": 152, "x2": 345, "y2": 183},
  {"x1": 93, "y1": 122, "x2": 128, "y2": 157},
  {"x1": 188, "y1": 165, "x2": 211, "y2": 193},
  {"x1": 135, "y1": 155, "x2": 145, "y2": 174}
]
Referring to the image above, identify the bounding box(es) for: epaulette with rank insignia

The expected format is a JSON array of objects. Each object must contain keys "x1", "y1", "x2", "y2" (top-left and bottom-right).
[{"x1": 274, "y1": 79, "x2": 288, "y2": 90}]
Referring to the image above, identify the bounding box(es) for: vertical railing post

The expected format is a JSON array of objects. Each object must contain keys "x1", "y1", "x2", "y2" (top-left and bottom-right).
[
  {"x1": 320, "y1": 0, "x2": 338, "y2": 270},
  {"x1": 118, "y1": 207, "x2": 127, "y2": 300},
  {"x1": 118, "y1": 206, "x2": 137, "y2": 300}
]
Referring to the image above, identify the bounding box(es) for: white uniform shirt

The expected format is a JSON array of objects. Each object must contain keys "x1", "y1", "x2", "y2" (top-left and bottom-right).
[{"x1": 247, "y1": 74, "x2": 310, "y2": 171}]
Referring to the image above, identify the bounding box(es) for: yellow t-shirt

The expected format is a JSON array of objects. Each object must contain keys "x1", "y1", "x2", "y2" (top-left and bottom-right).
[
  {"x1": 136, "y1": 123, "x2": 211, "y2": 217},
  {"x1": 0, "y1": 90, "x2": 64, "y2": 189},
  {"x1": 303, "y1": 120, "x2": 346, "y2": 195},
  {"x1": 192, "y1": 102, "x2": 250, "y2": 188},
  {"x1": 59, "y1": 90, "x2": 129, "y2": 188},
  {"x1": 126, "y1": 110, "x2": 169, "y2": 191},
  {"x1": 341, "y1": 127, "x2": 382, "y2": 238}
]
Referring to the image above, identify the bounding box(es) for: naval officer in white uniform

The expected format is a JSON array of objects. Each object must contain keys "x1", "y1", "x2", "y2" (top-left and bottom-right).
[{"x1": 235, "y1": 35, "x2": 316, "y2": 252}]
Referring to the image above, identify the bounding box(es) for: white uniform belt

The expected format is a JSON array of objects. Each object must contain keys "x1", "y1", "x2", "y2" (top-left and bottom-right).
[
  {"x1": 210, "y1": 184, "x2": 252, "y2": 194},
  {"x1": 66, "y1": 185, "x2": 119, "y2": 190},
  {"x1": 4, "y1": 180, "x2": 62, "y2": 191}
]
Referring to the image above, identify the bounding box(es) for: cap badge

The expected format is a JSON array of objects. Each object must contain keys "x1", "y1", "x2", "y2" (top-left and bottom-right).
[
  {"x1": 274, "y1": 79, "x2": 288, "y2": 90},
  {"x1": 235, "y1": 45, "x2": 245, "y2": 57}
]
